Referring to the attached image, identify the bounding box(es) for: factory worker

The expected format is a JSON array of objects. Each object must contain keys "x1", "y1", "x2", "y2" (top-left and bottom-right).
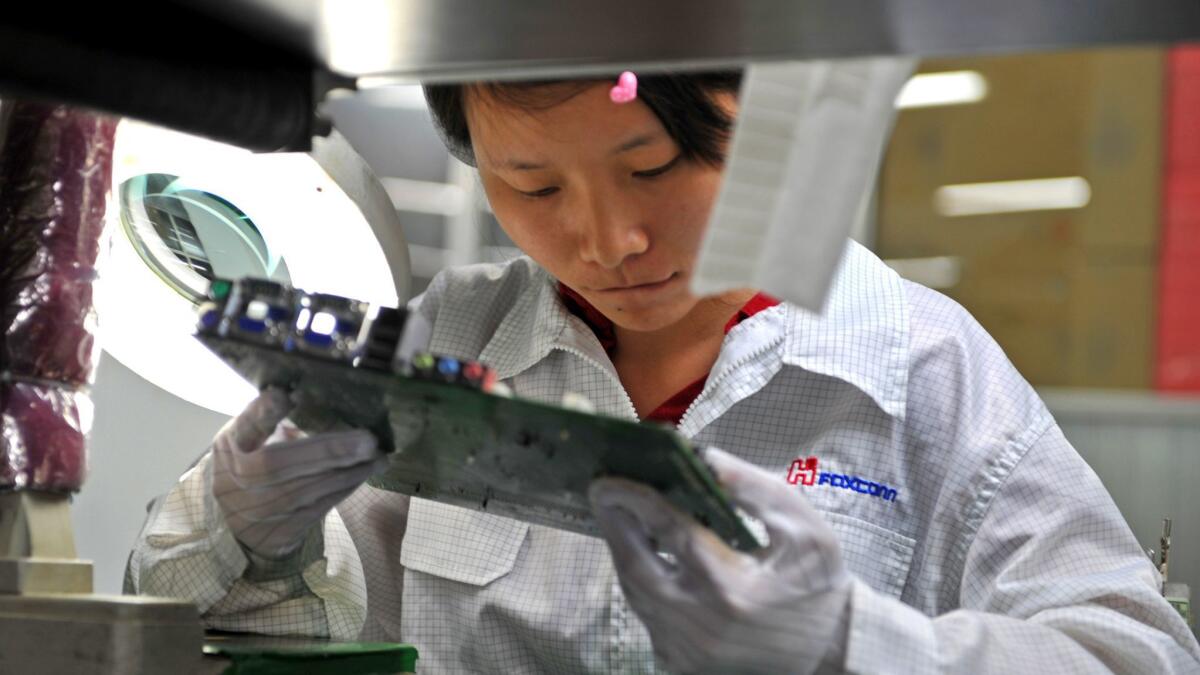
[{"x1": 127, "y1": 70, "x2": 1200, "y2": 674}]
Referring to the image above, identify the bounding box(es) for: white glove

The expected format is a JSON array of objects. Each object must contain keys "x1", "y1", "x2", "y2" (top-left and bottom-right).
[
  {"x1": 211, "y1": 388, "x2": 387, "y2": 559},
  {"x1": 589, "y1": 447, "x2": 853, "y2": 675}
]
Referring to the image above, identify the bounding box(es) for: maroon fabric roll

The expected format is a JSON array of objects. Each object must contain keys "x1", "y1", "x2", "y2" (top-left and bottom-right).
[
  {"x1": 0, "y1": 101, "x2": 116, "y2": 492},
  {"x1": 0, "y1": 382, "x2": 88, "y2": 491}
]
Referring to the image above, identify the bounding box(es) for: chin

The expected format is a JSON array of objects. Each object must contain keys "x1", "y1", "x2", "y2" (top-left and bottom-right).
[{"x1": 601, "y1": 299, "x2": 696, "y2": 333}]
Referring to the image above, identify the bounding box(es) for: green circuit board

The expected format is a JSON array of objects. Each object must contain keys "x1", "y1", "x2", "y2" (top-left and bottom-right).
[{"x1": 197, "y1": 335, "x2": 762, "y2": 552}]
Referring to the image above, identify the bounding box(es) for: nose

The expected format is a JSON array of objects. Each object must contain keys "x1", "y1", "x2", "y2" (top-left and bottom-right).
[{"x1": 576, "y1": 191, "x2": 650, "y2": 269}]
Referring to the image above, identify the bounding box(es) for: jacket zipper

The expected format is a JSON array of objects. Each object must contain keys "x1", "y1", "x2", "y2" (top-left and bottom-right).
[
  {"x1": 551, "y1": 344, "x2": 639, "y2": 672},
  {"x1": 676, "y1": 334, "x2": 783, "y2": 436},
  {"x1": 551, "y1": 344, "x2": 639, "y2": 422}
]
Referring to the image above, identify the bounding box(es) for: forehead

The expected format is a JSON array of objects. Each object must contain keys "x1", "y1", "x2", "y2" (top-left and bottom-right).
[{"x1": 463, "y1": 82, "x2": 667, "y2": 166}]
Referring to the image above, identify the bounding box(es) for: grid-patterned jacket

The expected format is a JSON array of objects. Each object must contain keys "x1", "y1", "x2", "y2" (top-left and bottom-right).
[{"x1": 127, "y1": 241, "x2": 1200, "y2": 673}]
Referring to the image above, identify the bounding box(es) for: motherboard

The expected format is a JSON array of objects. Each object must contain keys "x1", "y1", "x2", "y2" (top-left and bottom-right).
[{"x1": 195, "y1": 278, "x2": 761, "y2": 551}]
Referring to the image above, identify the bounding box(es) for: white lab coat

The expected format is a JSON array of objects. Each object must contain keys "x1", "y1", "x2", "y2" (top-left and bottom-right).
[{"x1": 127, "y1": 242, "x2": 1200, "y2": 673}]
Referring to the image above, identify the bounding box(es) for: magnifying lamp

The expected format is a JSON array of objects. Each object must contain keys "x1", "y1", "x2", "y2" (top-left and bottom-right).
[{"x1": 97, "y1": 121, "x2": 411, "y2": 416}]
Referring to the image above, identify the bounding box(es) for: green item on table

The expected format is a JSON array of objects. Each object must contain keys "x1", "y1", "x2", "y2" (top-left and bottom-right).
[{"x1": 203, "y1": 636, "x2": 418, "y2": 674}]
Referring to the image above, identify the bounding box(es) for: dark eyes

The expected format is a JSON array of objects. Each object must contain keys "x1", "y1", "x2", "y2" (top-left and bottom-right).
[
  {"x1": 632, "y1": 154, "x2": 682, "y2": 179},
  {"x1": 518, "y1": 155, "x2": 682, "y2": 199},
  {"x1": 519, "y1": 186, "x2": 560, "y2": 198}
]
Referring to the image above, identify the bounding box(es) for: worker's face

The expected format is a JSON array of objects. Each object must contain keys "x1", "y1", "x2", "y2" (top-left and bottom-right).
[{"x1": 465, "y1": 83, "x2": 734, "y2": 332}]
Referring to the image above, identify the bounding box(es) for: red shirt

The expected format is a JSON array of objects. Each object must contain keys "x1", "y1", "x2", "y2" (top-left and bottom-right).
[{"x1": 558, "y1": 283, "x2": 780, "y2": 425}]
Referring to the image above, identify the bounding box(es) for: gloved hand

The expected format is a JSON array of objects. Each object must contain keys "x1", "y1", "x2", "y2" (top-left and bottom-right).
[
  {"x1": 211, "y1": 388, "x2": 387, "y2": 560},
  {"x1": 589, "y1": 447, "x2": 853, "y2": 675}
]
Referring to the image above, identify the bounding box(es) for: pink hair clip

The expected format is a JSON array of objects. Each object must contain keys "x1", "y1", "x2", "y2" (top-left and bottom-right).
[{"x1": 609, "y1": 71, "x2": 638, "y2": 104}]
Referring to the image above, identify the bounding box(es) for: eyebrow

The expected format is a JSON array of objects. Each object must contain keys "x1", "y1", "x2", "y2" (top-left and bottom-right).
[
  {"x1": 610, "y1": 132, "x2": 664, "y2": 156},
  {"x1": 499, "y1": 132, "x2": 666, "y2": 172},
  {"x1": 503, "y1": 159, "x2": 548, "y2": 171}
]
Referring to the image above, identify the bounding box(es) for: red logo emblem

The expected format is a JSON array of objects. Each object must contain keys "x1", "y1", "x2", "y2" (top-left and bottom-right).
[{"x1": 787, "y1": 456, "x2": 819, "y2": 486}]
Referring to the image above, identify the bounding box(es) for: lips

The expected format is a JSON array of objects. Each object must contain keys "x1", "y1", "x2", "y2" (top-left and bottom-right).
[{"x1": 595, "y1": 272, "x2": 677, "y2": 293}]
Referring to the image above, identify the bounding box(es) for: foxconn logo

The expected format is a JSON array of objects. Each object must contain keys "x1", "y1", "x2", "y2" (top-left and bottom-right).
[
  {"x1": 787, "y1": 456, "x2": 899, "y2": 502},
  {"x1": 787, "y1": 457, "x2": 819, "y2": 486}
]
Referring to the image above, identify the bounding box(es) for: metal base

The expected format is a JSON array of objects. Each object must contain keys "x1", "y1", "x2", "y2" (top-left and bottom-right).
[
  {"x1": 0, "y1": 593, "x2": 205, "y2": 675},
  {"x1": 0, "y1": 557, "x2": 93, "y2": 594}
]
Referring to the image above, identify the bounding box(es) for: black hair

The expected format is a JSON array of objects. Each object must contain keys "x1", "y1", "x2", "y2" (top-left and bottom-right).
[{"x1": 423, "y1": 71, "x2": 743, "y2": 167}]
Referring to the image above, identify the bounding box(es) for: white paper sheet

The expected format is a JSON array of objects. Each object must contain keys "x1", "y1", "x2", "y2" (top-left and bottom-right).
[{"x1": 691, "y1": 57, "x2": 917, "y2": 313}]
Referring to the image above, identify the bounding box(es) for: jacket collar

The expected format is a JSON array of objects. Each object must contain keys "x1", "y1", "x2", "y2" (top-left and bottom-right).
[
  {"x1": 779, "y1": 240, "x2": 909, "y2": 419},
  {"x1": 477, "y1": 263, "x2": 630, "y2": 385}
]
